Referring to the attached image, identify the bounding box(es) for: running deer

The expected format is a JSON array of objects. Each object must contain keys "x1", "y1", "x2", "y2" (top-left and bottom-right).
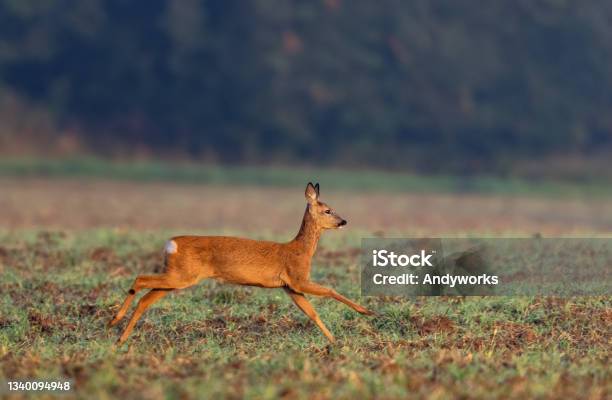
[{"x1": 108, "y1": 183, "x2": 373, "y2": 345}]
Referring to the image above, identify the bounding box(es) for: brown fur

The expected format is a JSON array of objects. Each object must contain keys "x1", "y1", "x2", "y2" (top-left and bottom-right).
[{"x1": 108, "y1": 183, "x2": 373, "y2": 344}]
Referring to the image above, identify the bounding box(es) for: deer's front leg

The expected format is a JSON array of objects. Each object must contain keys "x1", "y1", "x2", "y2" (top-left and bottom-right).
[
  {"x1": 284, "y1": 287, "x2": 335, "y2": 343},
  {"x1": 291, "y1": 281, "x2": 374, "y2": 315}
]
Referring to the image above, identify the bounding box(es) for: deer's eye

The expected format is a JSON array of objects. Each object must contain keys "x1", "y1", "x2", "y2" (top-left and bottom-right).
[{"x1": 324, "y1": 209, "x2": 331, "y2": 214}]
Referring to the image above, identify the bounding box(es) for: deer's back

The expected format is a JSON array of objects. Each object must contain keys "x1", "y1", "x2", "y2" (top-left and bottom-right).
[{"x1": 165, "y1": 235, "x2": 291, "y2": 287}]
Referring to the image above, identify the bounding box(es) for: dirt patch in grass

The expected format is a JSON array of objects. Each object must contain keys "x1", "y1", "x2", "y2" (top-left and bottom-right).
[
  {"x1": 28, "y1": 310, "x2": 76, "y2": 334},
  {"x1": 555, "y1": 305, "x2": 611, "y2": 350},
  {"x1": 0, "y1": 316, "x2": 15, "y2": 329},
  {"x1": 0, "y1": 243, "x2": 72, "y2": 273},
  {"x1": 491, "y1": 321, "x2": 538, "y2": 351},
  {"x1": 0, "y1": 245, "x2": 9, "y2": 261},
  {"x1": 89, "y1": 247, "x2": 117, "y2": 262},
  {"x1": 412, "y1": 315, "x2": 456, "y2": 336},
  {"x1": 167, "y1": 312, "x2": 312, "y2": 343}
]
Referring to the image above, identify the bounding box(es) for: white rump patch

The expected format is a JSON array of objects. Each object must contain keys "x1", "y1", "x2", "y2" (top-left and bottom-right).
[{"x1": 164, "y1": 240, "x2": 178, "y2": 254}]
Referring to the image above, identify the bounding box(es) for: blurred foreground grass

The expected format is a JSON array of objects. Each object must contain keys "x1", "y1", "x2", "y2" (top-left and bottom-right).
[
  {"x1": 1, "y1": 157, "x2": 611, "y2": 197},
  {"x1": 0, "y1": 229, "x2": 610, "y2": 399}
]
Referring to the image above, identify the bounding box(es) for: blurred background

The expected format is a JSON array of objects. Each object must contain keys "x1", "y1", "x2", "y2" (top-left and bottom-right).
[{"x1": 1, "y1": 0, "x2": 611, "y2": 234}]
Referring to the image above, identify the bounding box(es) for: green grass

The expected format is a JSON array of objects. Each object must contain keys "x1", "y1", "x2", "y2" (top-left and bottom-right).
[
  {"x1": 1, "y1": 157, "x2": 611, "y2": 197},
  {"x1": 0, "y1": 229, "x2": 610, "y2": 399}
]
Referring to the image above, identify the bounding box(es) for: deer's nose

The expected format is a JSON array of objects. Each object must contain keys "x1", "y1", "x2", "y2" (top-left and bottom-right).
[{"x1": 339, "y1": 219, "x2": 347, "y2": 226}]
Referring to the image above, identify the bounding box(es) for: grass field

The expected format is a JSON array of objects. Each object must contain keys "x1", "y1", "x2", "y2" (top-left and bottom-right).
[
  {"x1": 2, "y1": 157, "x2": 612, "y2": 197},
  {"x1": 0, "y1": 167, "x2": 611, "y2": 399}
]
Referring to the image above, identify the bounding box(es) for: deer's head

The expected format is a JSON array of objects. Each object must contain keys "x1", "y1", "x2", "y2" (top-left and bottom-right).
[{"x1": 305, "y1": 182, "x2": 347, "y2": 230}]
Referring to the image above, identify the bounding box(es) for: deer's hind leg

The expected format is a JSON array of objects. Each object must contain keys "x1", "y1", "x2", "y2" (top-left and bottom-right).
[
  {"x1": 108, "y1": 273, "x2": 188, "y2": 328},
  {"x1": 116, "y1": 288, "x2": 172, "y2": 345},
  {"x1": 109, "y1": 242, "x2": 211, "y2": 336},
  {"x1": 111, "y1": 271, "x2": 206, "y2": 343}
]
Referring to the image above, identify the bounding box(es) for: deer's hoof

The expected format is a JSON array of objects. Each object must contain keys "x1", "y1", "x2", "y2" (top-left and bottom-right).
[{"x1": 357, "y1": 307, "x2": 375, "y2": 316}]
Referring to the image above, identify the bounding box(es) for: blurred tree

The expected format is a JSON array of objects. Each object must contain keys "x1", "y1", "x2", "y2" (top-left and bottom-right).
[{"x1": 0, "y1": 0, "x2": 610, "y2": 172}]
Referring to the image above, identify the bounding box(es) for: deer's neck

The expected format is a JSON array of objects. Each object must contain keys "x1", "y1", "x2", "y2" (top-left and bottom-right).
[{"x1": 292, "y1": 206, "x2": 321, "y2": 257}]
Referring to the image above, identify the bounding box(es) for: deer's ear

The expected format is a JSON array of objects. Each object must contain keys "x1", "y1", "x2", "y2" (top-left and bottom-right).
[
  {"x1": 314, "y1": 183, "x2": 320, "y2": 197},
  {"x1": 305, "y1": 182, "x2": 318, "y2": 203}
]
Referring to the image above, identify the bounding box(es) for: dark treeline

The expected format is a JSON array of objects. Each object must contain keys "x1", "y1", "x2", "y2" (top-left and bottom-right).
[{"x1": 1, "y1": 0, "x2": 611, "y2": 173}]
